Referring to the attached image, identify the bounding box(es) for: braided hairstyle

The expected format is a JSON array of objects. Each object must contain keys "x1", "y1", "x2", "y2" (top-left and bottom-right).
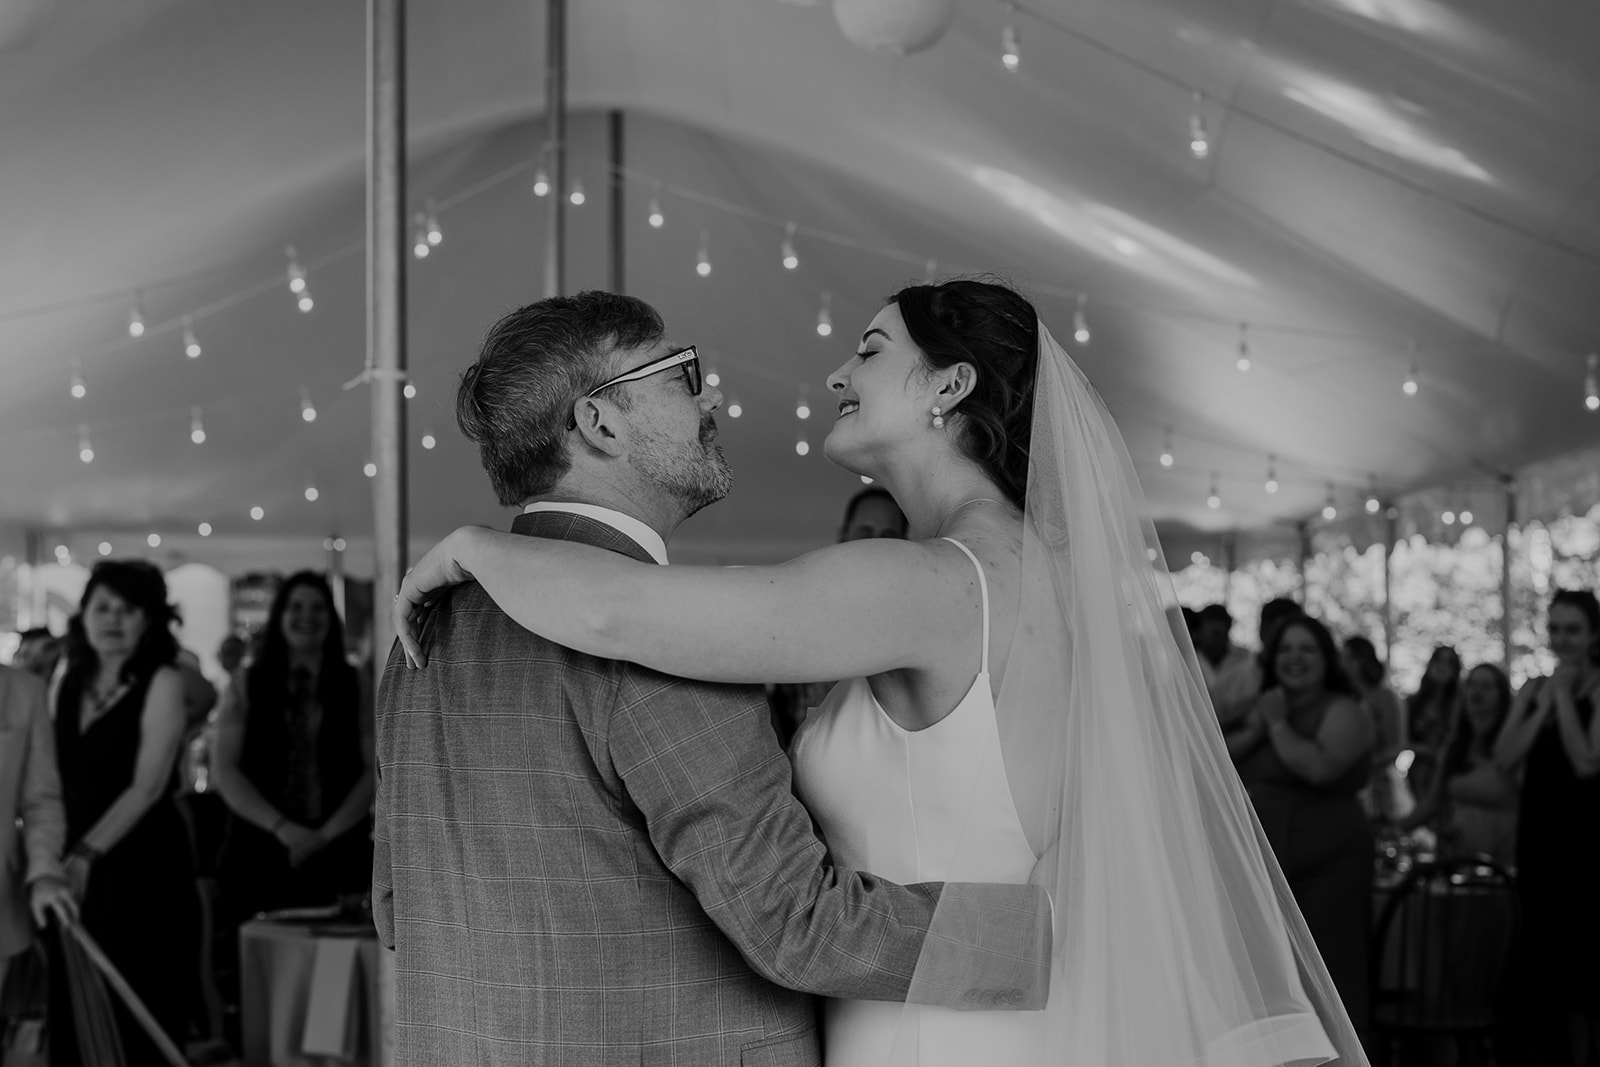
[{"x1": 889, "y1": 278, "x2": 1039, "y2": 507}]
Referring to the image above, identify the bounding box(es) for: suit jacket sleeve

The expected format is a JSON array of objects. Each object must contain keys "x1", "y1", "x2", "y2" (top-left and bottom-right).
[
  {"x1": 607, "y1": 669, "x2": 1051, "y2": 1008},
  {"x1": 20, "y1": 673, "x2": 67, "y2": 887}
]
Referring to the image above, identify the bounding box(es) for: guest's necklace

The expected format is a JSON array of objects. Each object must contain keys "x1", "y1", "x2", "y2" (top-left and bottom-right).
[
  {"x1": 936, "y1": 496, "x2": 1004, "y2": 537},
  {"x1": 85, "y1": 673, "x2": 131, "y2": 721}
]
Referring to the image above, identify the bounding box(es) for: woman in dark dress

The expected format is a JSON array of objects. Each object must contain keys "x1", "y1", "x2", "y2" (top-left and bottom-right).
[
  {"x1": 52, "y1": 560, "x2": 199, "y2": 1065},
  {"x1": 1231, "y1": 615, "x2": 1377, "y2": 1038},
  {"x1": 1496, "y1": 589, "x2": 1600, "y2": 1067},
  {"x1": 212, "y1": 572, "x2": 373, "y2": 924}
]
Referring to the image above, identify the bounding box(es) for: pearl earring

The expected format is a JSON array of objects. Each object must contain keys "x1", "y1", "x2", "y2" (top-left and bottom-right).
[{"x1": 931, "y1": 405, "x2": 945, "y2": 429}]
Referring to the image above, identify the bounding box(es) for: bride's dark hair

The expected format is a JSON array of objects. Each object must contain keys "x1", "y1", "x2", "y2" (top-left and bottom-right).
[{"x1": 889, "y1": 277, "x2": 1038, "y2": 507}]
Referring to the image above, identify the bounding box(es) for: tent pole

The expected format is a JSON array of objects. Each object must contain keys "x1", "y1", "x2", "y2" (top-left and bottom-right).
[
  {"x1": 327, "y1": 537, "x2": 347, "y2": 621},
  {"x1": 1501, "y1": 476, "x2": 1516, "y2": 678},
  {"x1": 22, "y1": 528, "x2": 44, "y2": 630},
  {"x1": 368, "y1": 0, "x2": 407, "y2": 677},
  {"x1": 1295, "y1": 521, "x2": 1310, "y2": 607},
  {"x1": 1383, "y1": 510, "x2": 1396, "y2": 666},
  {"x1": 544, "y1": 0, "x2": 568, "y2": 298},
  {"x1": 609, "y1": 109, "x2": 625, "y2": 293}
]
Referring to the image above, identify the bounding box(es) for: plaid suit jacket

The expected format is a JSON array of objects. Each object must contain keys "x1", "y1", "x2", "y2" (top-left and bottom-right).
[{"x1": 374, "y1": 511, "x2": 1050, "y2": 1066}]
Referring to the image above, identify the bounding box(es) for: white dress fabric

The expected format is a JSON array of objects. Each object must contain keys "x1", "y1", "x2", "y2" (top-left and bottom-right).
[{"x1": 791, "y1": 538, "x2": 1046, "y2": 1066}]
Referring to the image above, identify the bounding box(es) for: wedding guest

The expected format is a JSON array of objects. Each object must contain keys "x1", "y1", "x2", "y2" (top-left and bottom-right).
[
  {"x1": 212, "y1": 572, "x2": 374, "y2": 920},
  {"x1": 176, "y1": 646, "x2": 218, "y2": 731},
  {"x1": 0, "y1": 666, "x2": 75, "y2": 995},
  {"x1": 50, "y1": 560, "x2": 199, "y2": 1065},
  {"x1": 12, "y1": 628, "x2": 60, "y2": 681},
  {"x1": 1494, "y1": 590, "x2": 1600, "y2": 1067},
  {"x1": 1231, "y1": 615, "x2": 1375, "y2": 1037},
  {"x1": 1198, "y1": 604, "x2": 1254, "y2": 708},
  {"x1": 1217, "y1": 597, "x2": 1303, "y2": 738},
  {"x1": 1407, "y1": 645, "x2": 1462, "y2": 759},
  {"x1": 1401, "y1": 664, "x2": 1516, "y2": 865},
  {"x1": 1341, "y1": 636, "x2": 1408, "y2": 817},
  {"x1": 217, "y1": 634, "x2": 248, "y2": 676},
  {"x1": 767, "y1": 490, "x2": 909, "y2": 748}
]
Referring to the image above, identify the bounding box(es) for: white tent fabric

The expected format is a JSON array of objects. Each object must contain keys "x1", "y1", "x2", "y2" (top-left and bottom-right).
[{"x1": 2, "y1": 0, "x2": 1597, "y2": 574}]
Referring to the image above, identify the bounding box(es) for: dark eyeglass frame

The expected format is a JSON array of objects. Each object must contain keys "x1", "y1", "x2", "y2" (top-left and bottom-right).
[{"x1": 567, "y1": 345, "x2": 701, "y2": 430}]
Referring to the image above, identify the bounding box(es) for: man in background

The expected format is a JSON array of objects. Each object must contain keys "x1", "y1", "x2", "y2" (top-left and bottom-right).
[
  {"x1": 766, "y1": 488, "x2": 909, "y2": 747},
  {"x1": 1214, "y1": 597, "x2": 1304, "y2": 730},
  {"x1": 11, "y1": 629, "x2": 60, "y2": 681}
]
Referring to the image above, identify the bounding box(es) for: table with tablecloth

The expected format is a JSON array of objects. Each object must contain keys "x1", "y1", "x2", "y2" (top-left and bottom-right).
[{"x1": 238, "y1": 912, "x2": 394, "y2": 1067}]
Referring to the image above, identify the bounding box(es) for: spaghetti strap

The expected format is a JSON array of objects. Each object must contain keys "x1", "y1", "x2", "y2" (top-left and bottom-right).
[{"x1": 941, "y1": 538, "x2": 991, "y2": 675}]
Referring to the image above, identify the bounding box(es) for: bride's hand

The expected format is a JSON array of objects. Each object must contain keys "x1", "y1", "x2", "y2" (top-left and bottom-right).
[{"x1": 394, "y1": 526, "x2": 483, "y2": 669}]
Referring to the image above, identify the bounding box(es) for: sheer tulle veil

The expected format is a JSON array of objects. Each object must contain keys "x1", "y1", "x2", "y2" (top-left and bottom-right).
[{"x1": 890, "y1": 321, "x2": 1370, "y2": 1066}]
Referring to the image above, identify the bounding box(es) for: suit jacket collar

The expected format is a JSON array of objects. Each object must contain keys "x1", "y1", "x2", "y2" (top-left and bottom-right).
[{"x1": 511, "y1": 509, "x2": 660, "y2": 566}]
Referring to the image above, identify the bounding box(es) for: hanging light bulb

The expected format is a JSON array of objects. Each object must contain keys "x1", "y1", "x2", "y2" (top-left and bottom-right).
[
  {"x1": 1460, "y1": 508, "x2": 1474, "y2": 526},
  {"x1": 1365, "y1": 476, "x2": 1381, "y2": 514},
  {"x1": 286, "y1": 246, "x2": 307, "y2": 294},
  {"x1": 1264, "y1": 455, "x2": 1279, "y2": 495},
  {"x1": 1235, "y1": 321, "x2": 1251, "y2": 373},
  {"x1": 727, "y1": 399, "x2": 743, "y2": 419},
  {"x1": 696, "y1": 231, "x2": 712, "y2": 277},
  {"x1": 816, "y1": 291, "x2": 833, "y2": 337},
  {"x1": 1322, "y1": 484, "x2": 1338, "y2": 522},
  {"x1": 795, "y1": 435, "x2": 811, "y2": 457},
  {"x1": 127, "y1": 298, "x2": 146, "y2": 338},
  {"x1": 1188, "y1": 92, "x2": 1210, "y2": 160},
  {"x1": 300, "y1": 388, "x2": 317, "y2": 423},
  {"x1": 189, "y1": 406, "x2": 206, "y2": 445},
  {"x1": 1206, "y1": 473, "x2": 1221, "y2": 510},
  {"x1": 305, "y1": 482, "x2": 320, "y2": 502},
  {"x1": 1001, "y1": 17, "x2": 1021, "y2": 73},
  {"x1": 78, "y1": 425, "x2": 94, "y2": 464},
  {"x1": 70, "y1": 364, "x2": 87, "y2": 400},
  {"x1": 704, "y1": 366, "x2": 721, "y2": 389},
  {"x1": 425, "y1": 201, "x2": 442, "y2": 246},
  {"x1": 532, "y1": 166, "x2": 551, "y2": 198},
  {"x1": 53, "y1": 545, "x2": 71, "y2": 565},
  {"x1": 1442, "y1": 510, "x2": 1456, "y2": 526},
  {"x1": 1073, "y1": 293, "x2": 1091, "y2": 345},
  {"x1": 147, "y1": 533, "x2": 161, "y2": 548},
  {"x1": 1159, "y1": 426, "x2": 1174, "y2": 468},
  {"x1": 181, "y1": 316, "x2": 202, "y2": 359},
  {"x1": 98, "y1": 542, "x2": 112, "y2": 557},
  {"x1": 250, "y1": 506, "x2": 265, "y2": 521},
  {"x1": 197, "y1": 521, "x2": 212, "y2": 537},
  {"x1": 421, "y1": 430, "x2": 437, "y2": 450},
  {"x1": 1402, "y1": 342, "x2": 1419, "y2": 397},
  {"x1": 1586, "y1": 353, "x2": 1598, "y2": 412},
  {"x1": 569, "y1": 179, "x2": 586, "y2": 207},
  {"x1": 363, "y1": 460, "x2": 377, "y2": 478},
  {"x1": 796, "y1": 385, "x2": 812, "y2": 421},
  {"x1": 412, "y1": 214, "x2": 431, "y2": 259},
  {"x1": 403, "y1": 381, "x2": 417, "y2": 400},
  {"x1": 781, "y1": 222, "x2": 800, "y2": 271}
]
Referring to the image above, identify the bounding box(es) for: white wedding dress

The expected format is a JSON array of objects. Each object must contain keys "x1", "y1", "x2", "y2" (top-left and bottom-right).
[{"x1": 790, "y1": 539, "x2": 1047, "y2": 1067}]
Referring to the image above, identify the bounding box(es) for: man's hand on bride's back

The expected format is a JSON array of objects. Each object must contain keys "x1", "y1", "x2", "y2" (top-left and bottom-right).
[{"x1": 394, "y1": 525, "x2": 483, "y2": 669}]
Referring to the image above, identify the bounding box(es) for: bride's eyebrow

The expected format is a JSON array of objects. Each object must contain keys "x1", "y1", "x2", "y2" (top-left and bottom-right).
[{"x1": 859, "y1": 328, "x2": 890, "y2": 346}]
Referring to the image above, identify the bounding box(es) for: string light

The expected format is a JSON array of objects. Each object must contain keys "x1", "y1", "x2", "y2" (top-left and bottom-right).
[
  {"x1": 421, "y1": 430, "x2": 437, "y2": 450},
  {"x1": 78, "y1": 426, "x2": 93, "y2": 464},
  {"x1": 70, "y1": 364, "x2": 86, "y2": 400},
  {"x1": 286, "y1": 246, "x2": 307, "y2": 294},
  {"x1": 1159, "y1": 426, "x2": 1174, "y2": 468},
  {"x1": 304, "y1": 483, "x2": 320, "y2": 502},
  {"x1": 531, "y1": 166, "x2": 551, "y2": 198},
  {"x1": 363, "y1": 460, "x2": 377, "y2": 478},
  {"x1": 197, "y1": 522, "x2": 212, "y2": 537},
  {"x1": 177, "y1": 315, "x2": 202, "y2": 359},
  {"x1": 1402, "y1": 343, "x2": 1419, "y2": 396},
  {"x1": 250, "y1": 506, "x2": 265, "y2": 521},
  {"x1": 1189, "y1": 92, "x2": 1210, "y2": 160},
  {"x1": 796, "y1": 385, "x2": 812, "y2": 421},
  {"x1": 413, "y1": 213, "x2": 432, "y2": 259},
  {"x1": 1073, "y1": 293, "x2": 1091, "y2": 345},
  {"x1": 127, "y1": 298, "x2": 146, "y2": 338},
  {"x1": 727, "y1": 399, "x2": 743, "y2": 419},
  {"x1": 781, "y1": 222, "x2": 800, "y2": 271},
  {"x1": 795, "y1": 435, "x2": 811, "y2": 457},
  {"x1": 1001, "y1": 15, "x2": 1021, "y2": 73},
  {"x1": 569, "y1": 179, "x2": 586, "y2": 207},
  {"x1": 53, "y1": 545, "x2": 70, "y2": 565},
  {"x1": 704, "y1": 366, "x2": 721, "y2": 388},
  {"x1": 696, "y1": 231, "x2": 712, "y2": 277},
  {"x1": 147, "y1": 533, "x2": 161, "y2": 548},
  {"x1": 1365, "y1": 476, "x2": 1381, "y2": 514},
  {"x1": 816, "y1": 291, "x2": 833, "y2": 337},
  {"x1": 1206, "y1": 473, "x2": 1221, "y2": 510},
  {"x1": 189, "y1": 406, "x2": 206, "y2": 444},
  {"x1": 403, "y1": 381, "x2": 417, "y2": 400},
  {"x1": 1235, "y1": 321, "x2": 1251, "y2": 372},
  {"x1": 647, "y1": 192, "x2": 665, "y2": 229},
  {"x1": 425, "y1": 201, "x2": 442, "y2": 246},
  {"x1": 1442, "y1": 509, "x2": 1456, "y2": 526},
  {"x1": 300, "y1": 388, "x2": 317, "y2": 422},
  {"x1": 1264, "y1": 455, "x2": 1279, "y2": 495},
  {"x1": 1460, "y1": 508, "x2": 1475, "y2": 526},
  {"x1": 98, "y1": 542, "x2": 112, "y2": 557},
  {"x1": 334, "y1": 537, "x2": 347, "y2": 551},
  {"x1": 1322, "y1": 484, "x2": 1338, "y2": 521},
  {"x1": 1586, "y1": 353, "x2": 1598, "y2": 412}
]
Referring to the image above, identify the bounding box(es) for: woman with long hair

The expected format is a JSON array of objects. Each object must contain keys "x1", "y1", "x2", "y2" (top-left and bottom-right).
[
  {"x1": 50, "y1": 560, "x2": 199, "y2": 1065},
  {"x1": 1341, "y1": 636, "x2": 1408, "y2": 817},
  {"x1": 213, "y1": 571, "x2": 374, "y2": 920},
  {"x1": 1401, "y1": 664, "x2": 1517, "y2": 864},
  {"x1": 1407, "y1": 645, "x2": 1462, "y2": 763}
]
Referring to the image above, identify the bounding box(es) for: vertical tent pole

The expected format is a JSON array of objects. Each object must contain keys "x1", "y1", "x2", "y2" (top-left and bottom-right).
[
  {"x1": 1501, "y1": 476, "x2": 1516, "y2": 678},
  {"x1": 1383, "y1": 509, "x2": 1397, "y2": 666},
  {"x1": 327, "y1": 537, "x2": 348, "y2": 621},
  {"x1": 544, "y1": 0, "x2": 568, "y2": 298},
  {"x1": 609, "y1": 109, "x2": 625, "y2": 294},
  {"x1": 22, "y1": 528, "x2": 44, "y2": 630},
  {"x1": 1295, "y1": 521, "x2": 1311, "y2": 607},
  {"x1": 368, "y1": 0, "x2": 407, "y2": 677}
]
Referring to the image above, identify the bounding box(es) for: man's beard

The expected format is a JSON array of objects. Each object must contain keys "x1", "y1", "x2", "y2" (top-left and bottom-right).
[{"x1": 631, "y1": 415, "x2": 733, "y2": 518}]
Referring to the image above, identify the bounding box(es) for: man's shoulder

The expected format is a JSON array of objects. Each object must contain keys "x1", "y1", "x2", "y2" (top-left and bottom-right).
[{"x1": 0, "y1": 666, "x2": 45, "y2": 725}]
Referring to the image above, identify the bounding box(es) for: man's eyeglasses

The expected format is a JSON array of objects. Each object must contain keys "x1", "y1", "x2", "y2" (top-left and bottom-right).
[{"x1": 567, "y1": 345, "x2": 701, "y2": 430}]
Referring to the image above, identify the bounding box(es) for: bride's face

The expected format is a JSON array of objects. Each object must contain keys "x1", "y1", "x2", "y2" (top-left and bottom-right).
[{"x1": 823, "y1": 304, "x2": 940, "y2": 475}]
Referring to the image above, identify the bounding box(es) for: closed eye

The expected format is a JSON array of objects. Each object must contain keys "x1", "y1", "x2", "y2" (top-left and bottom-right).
[{"x1": 856, "y1": 349, "x2": 880, "y2": 359}]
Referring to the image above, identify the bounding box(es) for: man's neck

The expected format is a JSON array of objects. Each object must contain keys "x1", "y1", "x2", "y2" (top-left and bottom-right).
[{"x1": 524, "y1": 483, "x2": 680, "y2": 548}]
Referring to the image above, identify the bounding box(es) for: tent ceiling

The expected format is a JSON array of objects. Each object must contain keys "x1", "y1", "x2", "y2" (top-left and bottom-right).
[{"x1": 2, "y1": 0, "x2": 1597, "y2": 573}]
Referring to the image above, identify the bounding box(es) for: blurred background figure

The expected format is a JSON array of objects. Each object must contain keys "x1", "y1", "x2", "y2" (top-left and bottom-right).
[
  {"x1": 1215, "y1": 597, "x2": 1304, "y2": 732},
  {"x1": 216, "y1": 633, "x2": 248, "y2": 677},
  {"x1": 1400, "y1": 663, "x2": 1517, "y2": 866},
  {"x1": 1196, "y1": 603, "x2": 1253, "y2": 704},
  {"x1": 1341, "y1": 636, "x2": 1409, "y2": 820},
  {"x1": 1495, "y1": 589, "x2": 1600, "y2": 1067},
  {"x1": 51, "y1": 560, "x2": 199, "y2": 1065},
  {"x1": 1231, "y1": 614, "x2": 1376, "y2": 1042},
  {"x1": 212, "y1": 572, "x2": 374, "y2": 922},
  {"x1": 767, "y1": 489, "x2": 909, "y2": 748},
  {"x1": 11, "y1": 628, "x2": 60, "y2": 682},
  {"x1": 0, "y1": 665, "x2": 74, "y2": 997},
  {"x1": 1406, "y1": 646, "x2": 1463, "y2": 792}
]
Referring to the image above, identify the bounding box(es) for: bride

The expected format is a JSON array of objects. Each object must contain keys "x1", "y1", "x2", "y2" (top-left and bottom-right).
[{"x1": 395, "y1": 278, "x2": 1368, "y2": 1067}]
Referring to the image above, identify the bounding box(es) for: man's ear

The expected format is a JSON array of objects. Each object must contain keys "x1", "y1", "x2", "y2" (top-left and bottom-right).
[{"x1": 571, "y1": 397, "x2": 627, "y2": 458}]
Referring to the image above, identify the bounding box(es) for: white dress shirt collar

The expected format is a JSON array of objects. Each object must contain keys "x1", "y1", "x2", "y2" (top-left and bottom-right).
[{"x1": 521, "y1": 501, "x2": 669, "y2": 565}]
